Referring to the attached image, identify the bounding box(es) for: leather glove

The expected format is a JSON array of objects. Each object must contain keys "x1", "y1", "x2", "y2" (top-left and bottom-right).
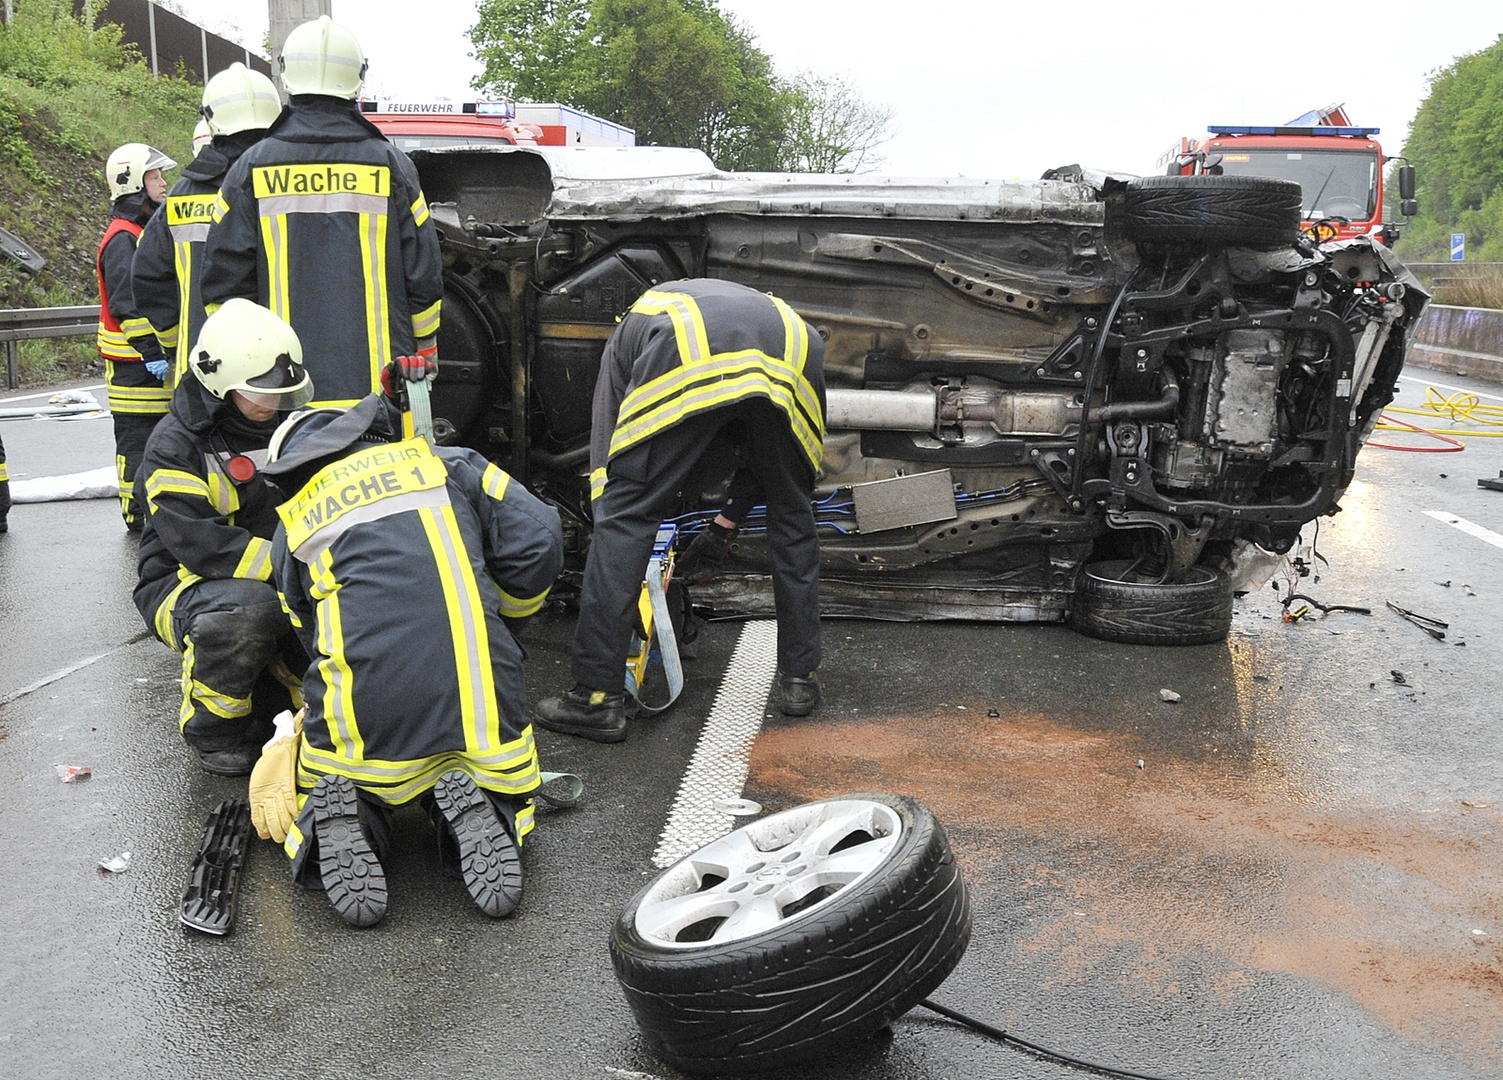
[
  {"x1": 249, "y1": 709, "x2": 303, "y2": 843},
  {"x1": 380, "y1": 354, "x2": 438, "y2": 404},
  {"x1": 144, "y1": 358, "x2": 169, "y2": 381},
  {"x1": 676, "y1": 521, "x2": 734, "y2": 584}
]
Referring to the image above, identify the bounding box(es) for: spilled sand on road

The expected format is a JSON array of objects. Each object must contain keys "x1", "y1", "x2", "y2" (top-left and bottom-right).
[{"x1": 747, "y1": 708, "x2": 1503, "y2": 1058}]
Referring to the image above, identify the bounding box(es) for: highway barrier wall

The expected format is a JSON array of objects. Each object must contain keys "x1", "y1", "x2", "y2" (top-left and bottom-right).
[{"x1": 1409, "y1": 305, "x2": 1503, "y2": 384}]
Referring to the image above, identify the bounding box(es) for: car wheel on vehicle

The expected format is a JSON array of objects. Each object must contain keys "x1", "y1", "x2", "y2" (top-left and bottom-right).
[
  {"x1": 1119, "y1": 175, "x2": 1302, "y2": 250},
  {"x1": 1070, "y1": 559, "x2": 1234, "y2": 646},
  {"x1": 609, "y1": 793, "x2": 972, "y2": 1075}
]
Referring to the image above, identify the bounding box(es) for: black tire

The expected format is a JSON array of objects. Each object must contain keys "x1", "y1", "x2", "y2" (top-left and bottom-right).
[
  {"x1": 1119, "y1": 175, "x2": 1302, "y2": 250},
  {"x1": 1070, "y1": 559, "x2": 1233, "y2": 646},
  {"x1": 609, "y1": 794, "x2": 972, "y2": 1075}
]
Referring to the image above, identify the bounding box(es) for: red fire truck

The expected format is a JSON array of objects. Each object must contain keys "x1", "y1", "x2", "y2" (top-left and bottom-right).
[
  {"x1": 360, "y1": 100, "x2": 634, "y2": 152},
  {"x1": 1159, "y1": 104, "x2": 1417, "y2": 244}
]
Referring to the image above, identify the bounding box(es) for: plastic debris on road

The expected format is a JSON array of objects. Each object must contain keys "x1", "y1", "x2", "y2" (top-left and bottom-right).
[
  {"x1": 1160, "y1": 689, "x2": 1182, "y2": 703},
  {"x1": 713, "y1": 798, "x2": 763, "y2": 817},
  {"x1": 98, "y1": 851, "x2": 132, "y2": 874},
  {"x1": 54, "y1": 765, "x2": 92, "y2": 783}
]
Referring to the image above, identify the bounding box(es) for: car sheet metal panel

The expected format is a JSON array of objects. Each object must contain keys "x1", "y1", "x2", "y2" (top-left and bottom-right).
[{"x1": 850, "y1": 470, "x2": 958, "y2": 534}]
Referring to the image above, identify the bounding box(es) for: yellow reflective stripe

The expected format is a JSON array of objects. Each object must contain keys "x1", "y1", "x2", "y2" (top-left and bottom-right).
[
  {"x1": 189, "y1": 678, "x2": 253, "y2": 719},
  {"x1": 212, "y1": 192, "x2": 229, "y2": 222},
  {"x1": 204, "y1": 469, "x2": 239, "y2": 515},
  {"x1": 310, "y1": 548, "x2": 362, "y2": 760},
  {"x1": 590, "y1": 467, "x2": 607, "y2": 503},
  {"x1": 97, "y1": 325, "x2": 133, "y2": 346},
  {"x1": 204, "y1": 301, "x2": 222, "y2": 316},
  {"x1": 120, "y1": 316, "x2": 155, "y2": 338},
  {"x1": 481, "y1": 463, "x2": 511, "y2": 502},
  {"x1": 770, "y1": 295, "x2": 811, "y2": 373},
  {"x1": 177, "y1": 639, "x2": 196, "y2": 729},
  {"x1": 277, "y1": 589, "x2": 304, "y2": 629},
  {"x1": 419, "y1": 504, "x2": 499, "y2": 752},
  {"x1": 233, "y1": 536, "x2": 274, "y2": 581},
  {"x1": 295, "y1": 728, "x2": 541, "y2": 806},
  {"x1": 171, "y1": 229, "x2": 193, "y2": 377},
  {"x1": 0, "y1": 463, "x2": 8, "y2": 482},
  {"x1": 411, "y1": 191, "x2": 430, "y2": 226},
  {"x1": 259, "y1": 211, "x2": 290, "y2": 320},
  {"x1": 631, "y1": 288, "x2": 710, "y2": 364},
  {"x1": 359, "y1": 210, "x2": 391, "y2": 392},
  {"x1": 610, "y1": 355, "x2": 824, "y2": 469},
  {"x1": 155, "y1": 566, "x2": 203, "y2": 645},
  {"x1": 411, "y1": 297, "x2": 441, "y2": 339},
  {"x1": 498, "y1": 586, "x2": 549, "y2": 619},
  {"x1": 144, "y1": 468, "x2": 211, "y2": 514}
]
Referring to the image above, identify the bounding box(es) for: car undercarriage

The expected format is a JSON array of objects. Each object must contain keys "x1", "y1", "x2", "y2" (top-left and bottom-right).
[{"x1": 411, "y1": 147, "x2": 1428, "y2": 641}]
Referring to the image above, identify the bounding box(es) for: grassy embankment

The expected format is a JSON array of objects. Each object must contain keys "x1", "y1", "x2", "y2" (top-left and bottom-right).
[{"x1": 0, "y1": 0, "x2": 201, "y2": 385}]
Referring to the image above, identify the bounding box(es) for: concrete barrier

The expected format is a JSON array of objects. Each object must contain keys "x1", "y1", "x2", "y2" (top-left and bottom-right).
[{"x1": 1406, "y1": 304, "x2": 1503, "y2": 383}]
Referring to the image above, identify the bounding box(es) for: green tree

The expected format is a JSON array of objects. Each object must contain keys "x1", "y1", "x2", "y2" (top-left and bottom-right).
[
  {"x1": 1397, "y1": 35, "x2": 1503, "y2": 261},
  {"x1": 780, "y1": 72, "x2": 894, "y2": 174},
  {"x1": 469, "y1": 0, "x2": 891, "y2": 174}
]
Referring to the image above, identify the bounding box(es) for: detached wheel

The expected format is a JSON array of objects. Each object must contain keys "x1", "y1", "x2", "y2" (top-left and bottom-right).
[
  {"x1": 1120, "y1": 175, "x2": 1302, "y2": 250},
  {"x1": 1071, "y1": 559, "x2": 1233, "y2": 646},
  {"x1": 610, "y1": 794, "x2": 971, "y2": 1075}
]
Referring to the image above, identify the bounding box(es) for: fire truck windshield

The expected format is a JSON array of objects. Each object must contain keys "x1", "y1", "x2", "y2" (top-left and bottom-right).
[{"x1": 1215, "y1": 148, "x2": 1377, "y2": 221}]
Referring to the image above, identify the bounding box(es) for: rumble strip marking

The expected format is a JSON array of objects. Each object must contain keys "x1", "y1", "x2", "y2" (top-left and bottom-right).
[{"x1": 651, "y1": 619, "x2": 778, "y2": 868}]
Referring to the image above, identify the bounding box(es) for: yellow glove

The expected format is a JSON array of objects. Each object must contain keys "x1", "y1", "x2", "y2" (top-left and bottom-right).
[{"x1": 249, "y1": 709, "x2": 302, "y2": 843}]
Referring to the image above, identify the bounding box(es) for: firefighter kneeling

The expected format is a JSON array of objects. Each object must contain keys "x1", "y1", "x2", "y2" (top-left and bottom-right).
[
  {"x1": 133, "y1": 299, "x2": 314, "y2": 776},
  {"x1": 253, "y1": 391, "x2": 564, "y2": 928}
]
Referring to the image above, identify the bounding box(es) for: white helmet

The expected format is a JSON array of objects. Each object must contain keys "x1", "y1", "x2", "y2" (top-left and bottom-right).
[
  {"x1": 105, "y1": 143, "x2": 177, "y2": 200},
  {"x1": 278, "y1": 16, "x2": 366, "y2": 100},
  {"x1": 190, "y1": 299, "x2": 314, "y2": 410},
  {"x1": 202, "y1": 63, "x2": 281, "y2": 136},
  {"x1": 191, "y1": 119, "x2": 212, "y2": 158}
]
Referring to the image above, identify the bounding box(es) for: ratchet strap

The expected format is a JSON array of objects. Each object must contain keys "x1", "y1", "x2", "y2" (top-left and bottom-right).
[
  {"x1": 402, "y1": 376, "x2": 436, "y2": 442},
  {"x1": 625, "y1": 525, "x2": 684, "y2": 715}
]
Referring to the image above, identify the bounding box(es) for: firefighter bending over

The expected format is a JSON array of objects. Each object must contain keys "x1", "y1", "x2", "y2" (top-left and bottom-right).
[
  {"x1": 99, "y1": 143, "x2": 176, "y2": 531},
  {"x1": 133, "y1": 299, "x2": 314, "y2": 776},
  {"x1": 201, "y1": 16, "x2": 444, "y2": 408},
  {"x1": 535, "y1": 278, "x2": 827, "y2": 743},
  {"x1": 255, "y1": 392, "x2": 564, "y2": 928}
]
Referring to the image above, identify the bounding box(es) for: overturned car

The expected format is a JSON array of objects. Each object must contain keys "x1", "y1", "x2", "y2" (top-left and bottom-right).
[{"x1": 411, "y1": 147, "x2": 1427, "y2": 644}]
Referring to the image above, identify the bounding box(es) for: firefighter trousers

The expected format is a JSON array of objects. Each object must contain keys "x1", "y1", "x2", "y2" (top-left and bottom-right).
[
  {"x1": 159, "y1": 577, "x2": 305, "y2": 754},
  {"x1": 105, "y1": 359, "x2": 170, "y2": 530},
  {"x1": 574, "y1": 400, "x2": 821, "y2": 691}
]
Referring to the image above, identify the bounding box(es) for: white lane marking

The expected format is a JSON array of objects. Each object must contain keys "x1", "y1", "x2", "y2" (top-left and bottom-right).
[
  {"x1": 1399, "y1": 374, "x2": 1503, "y2": 403},
  {"x1": 1423, "y1": 510, "x2": 1503, "y2": 552},
  {"x1": 0, "y1": 632, "x2": 152, "y2": 707},
  {"x1": 652, "y1": 619, "x2": 778, "y2": 868},
  {"x1": 0, "y1": 382, "x2": 106, "y2": 404}
]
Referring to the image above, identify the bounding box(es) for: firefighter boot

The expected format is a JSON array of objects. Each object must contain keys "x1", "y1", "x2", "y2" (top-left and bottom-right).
[
  {"x1": 534, "y1": 685, "x2": 628, "y2": 743},
  {"x1": 778, "y1": 672, "x2": 821, "y2": 717},
  {"x1": 433, "y1": 771, "x2": 523, "y2": 918},
  {"x1": 310, "y1": 775, "x2": 388, "y2": 928}
]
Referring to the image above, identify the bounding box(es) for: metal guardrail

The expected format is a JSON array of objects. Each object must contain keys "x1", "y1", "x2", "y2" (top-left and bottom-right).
[{"x1": 0, "y1": 305, "x2": 97, "y2": 390}]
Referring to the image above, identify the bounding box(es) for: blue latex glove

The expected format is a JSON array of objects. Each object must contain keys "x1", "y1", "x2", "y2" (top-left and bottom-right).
[{"x1": 145, "y1": 358, "x2": 169, "y2": 381}]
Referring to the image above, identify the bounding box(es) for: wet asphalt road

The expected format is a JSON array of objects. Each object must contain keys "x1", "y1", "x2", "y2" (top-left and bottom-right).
[{"x1": 2, "y1": 370, "x2": 1502, "y2": 1080}]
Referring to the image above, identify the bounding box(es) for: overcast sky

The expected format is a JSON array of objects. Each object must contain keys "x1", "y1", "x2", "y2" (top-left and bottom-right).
[{"x1": 171, "y1": 1, "x2": 1500, "y2": 177}]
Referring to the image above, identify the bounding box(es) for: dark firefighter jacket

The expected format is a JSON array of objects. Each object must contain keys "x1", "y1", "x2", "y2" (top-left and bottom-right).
[
  {"x1": 588, "y1": 278, "x2": 827, "y2": 502},
  {"x1": 97, "y1": 191, "x2": 167, "y2": 366},
  {"x1": 133, "y1": 138, "x2": 254, "y2": 386},
  {"x1": 271, "y1": 430, "x2": 563, "y2": 834},
  {"x1": 133, "y1": 377, "x2": 283, "y2": 640},
  {"x1": 200, "y1": 97, "x2": 444, "y2": 407}
]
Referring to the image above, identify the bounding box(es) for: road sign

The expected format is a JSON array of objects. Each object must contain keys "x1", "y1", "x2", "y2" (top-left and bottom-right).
[{"x1": 1452, "y1": 233, "x2": 1466, "y2": 261}]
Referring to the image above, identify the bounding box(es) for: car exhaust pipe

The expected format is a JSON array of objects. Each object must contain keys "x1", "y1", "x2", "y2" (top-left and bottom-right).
[{"x1": 826, "y1": 387, "x2": 1079, "y2": 438}]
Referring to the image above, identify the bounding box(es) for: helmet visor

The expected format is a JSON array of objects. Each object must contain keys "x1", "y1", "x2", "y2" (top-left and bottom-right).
[{"x1": 237, "y1": 382, "x2": 315, "y2": 411}]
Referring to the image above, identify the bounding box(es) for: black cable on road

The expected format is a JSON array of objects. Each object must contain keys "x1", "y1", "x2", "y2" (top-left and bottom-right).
[{"x1": 919, "y1": 998, "x2": 1180, "y2": 1080}]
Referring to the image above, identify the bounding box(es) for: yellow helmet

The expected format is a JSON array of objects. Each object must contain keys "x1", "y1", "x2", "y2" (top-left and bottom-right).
[
  {"x1": 190, "y1": 299, "x2": 314, "y2": 410},
  {"x1": 201, "y1": 63, "x2": 281, "y2": 136},
  {"x1": 105, "y1": 143, "x2": 177, "y2": 200},
  {"x1": 278, "y1": 16, "x2": 366, "y2": 100}
]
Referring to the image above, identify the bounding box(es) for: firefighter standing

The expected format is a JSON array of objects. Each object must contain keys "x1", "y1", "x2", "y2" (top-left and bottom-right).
[
  {"x1": 0, "y1": 430, "x2": 9, "y2": 533},
  {"x1": 134, "y1": 63, "x2": 281, "y2": 388},
  {"x1": 133, "y1": 299, "x2": 315, "y2": 776},
  {"x1": 257, "y1": 393, "x2": 564, "y2": 928},
  {"x1": 99, "y1": 143, "x2": 176, "y2": 531},
  {"x1": 535, "y1": 278, "x2": 827, "y2": 743},
  {"x1": 200, "y1": 16, "x2": 444, "y2": 408}
]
